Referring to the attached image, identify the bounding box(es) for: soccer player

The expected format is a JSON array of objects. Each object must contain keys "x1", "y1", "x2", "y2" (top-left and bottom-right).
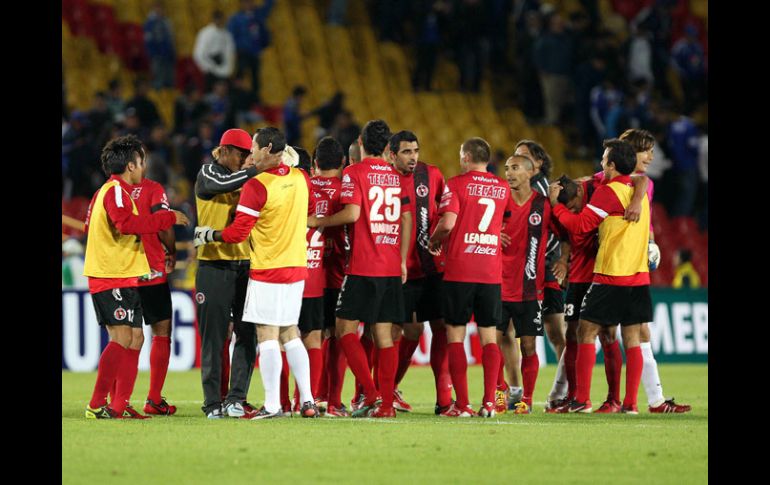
[
  {"x1": 348, "y1": 141, "x2": 362, "y2": 165},
  {"x1": 387, "y1": 130, "x2": 453, "y2": 414},
  {"x1": 84, "y1": 135, "x2": 189, "y2": 419},
  {"x1": 194, "y1": 128, "x2": 275, "y2": 419},
  {"x1": 549, "y1": 139, "x2": 650, "y2": 414},
  {"x1": 497, "y1": 154, "x2": 552, "y2": 415},
  {"x1": 309, "y1": 119, "x2": 414, "y2": 418},
  {"x1": 428, "y1": 137, "x2": 514, "y2": 418},
  {"x1": 195, "y1": 127, "x2": 319, "y2": 419},
  {"x1": 127, "y1": 155, "x2": 179, "y2": 416},
  {"x1": 311, "y1": 136, "x2": 350, "y2": 417}
]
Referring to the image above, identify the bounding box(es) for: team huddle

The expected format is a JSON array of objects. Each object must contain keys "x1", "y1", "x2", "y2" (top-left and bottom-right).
[{"x1": 82, "y1": 119, "x2": 691, "y2": 419}]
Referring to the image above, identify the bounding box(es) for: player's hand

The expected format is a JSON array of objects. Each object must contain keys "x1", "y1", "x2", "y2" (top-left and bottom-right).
[
  {"x1": 648, "y1": 241, "x2": 661, "y2": 270},
  {"x1": 254, "y1": 144, "x2": 281, "y2": 173},
  {"x1": 552, "y1": 260, "x2": 568, "y2": 284},
  {"x1": 624, "y1": 200, "x2": 642, "y2": 222},
  {"x1": 548, "y1": 182, "x2": 562, "y2": 206},
  {"x1": 428, "y1": 239, "x2": 442, "y2": 256},
  {"x1": 500, "y1": 232, "x2": 512, "y2": 248},
  {"x1": 242, "y1": 154, "x2": 256, "y2": 170},
  {"x1": 165, "y1": 253, "x2": 177, "y2": 274},
  {"x1": 401, "y1": 262, "x2": 408, "y2": 284},
  {"x1": 193, "y1": 226, "x2": 217, "y2": 247},
  {"x1": 307, "y1": 215, "x2": 319, "y2": 228},
  {"x1": 173, "y1": 210, "x2": 191, "y2": 226}
]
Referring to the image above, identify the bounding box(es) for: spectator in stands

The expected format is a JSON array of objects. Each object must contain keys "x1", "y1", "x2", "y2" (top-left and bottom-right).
[
  {"x1": 327, "y1": 0, "x2": 348, "y2": 25},
  {"x1": 633, "y1": 1, "x2": 675, "y2": 99},
  {"x1": 204, "y1": 81, "x2": 231, "y2": 139},
  {"x1": 411, "y1": 0, "x2": 450, "y2": 91},
  {"x1": 573, "y1": 54, "x2": 606, "y2": 156},
  {"x1": 309, "y1": 91, "x2": 345, "y2": 139},
  {"x1": 62, "y1": 238, "x2": 88, "y2": 289},
  {"x1": 486, "y1": 149, "x2": 505, "y2": 176},
  {"x1": 173, "y1": 83, "x2": 209, "y2": 137},
  {"x1": 182, "y1": 121, "x2": 216, "y2": 184},
  {"x1": 118, "y1": 108, "x2": 148, "y2": 141},
  {"x1": 283, "y1": 85, "x2": 307, "y2": 146},
  {"x1": 533, "y1": 11, "x2": 574, "y2": 125},
  {"x1": 229, "y1": 76, "x2": 263, "y2": 127},
  {"x1": 696, "y1": 123, "x2": 707, "y2": 231},
  {"x1": 328, "y1": 110, "x2": 360, "y2": 154},
  {"x1": 672, "y1": 249, "x2": 701, "y2": 289},
  {"x1": 515, "y1": 8, "x2": 544, "y2": 121},
  {"x1": 146, "y1": 123, "x2": 172, "y2": 186},
  {"x1": 625, "y1": 24, "x2": 654, "y2": 86},
  {"x1": 193, "y1": 10, "x2": 236, "y2": 92},
  {"x1": 125, "y1": 78, "x2": 161, "y2": 128},
  {"x1": 670, "y1": 23, "x2": 706, "y2": 113},
  {"x1": 143, "y1": 1, "x2": 176, "y2": 90},
  {"x1": 454, "y1": 0, "x2": 486, "y2": 92},
  {"x1": 227, "y1": 0, "x2": 275, "y2": 101},
  {"x1": 105, "y1": 78, "x2": 126, "y2": 123},
  {"x1": 62, "y1": 111, "x2": 99, "y2": 198},
  {"x1": 88, "y1": 92, "x2": 113, "y2": 151},
  {"x1": 589, "y1": 77, "x2": 623, "y2": 158},
  {"x1": 666, "y1": 110, "x2": 699, "y2": 217}
]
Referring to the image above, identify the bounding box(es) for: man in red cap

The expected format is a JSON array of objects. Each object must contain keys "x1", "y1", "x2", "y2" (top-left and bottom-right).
[{"x1": 193, "y1": 128, "x2": 280, "y2": 418}]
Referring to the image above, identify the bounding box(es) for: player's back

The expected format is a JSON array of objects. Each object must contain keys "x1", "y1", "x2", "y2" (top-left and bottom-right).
[
  {"x1": 440, "y1": 170, "x2": 512, "y2": 284},
  {"x1": 312, "y1": 175, "x2": 347, "y2": 288}
]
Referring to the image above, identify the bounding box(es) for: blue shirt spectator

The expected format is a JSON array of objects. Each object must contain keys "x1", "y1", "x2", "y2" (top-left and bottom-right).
[{"x1": 227, "y1": 0, "x2": 274, "y2": 55}]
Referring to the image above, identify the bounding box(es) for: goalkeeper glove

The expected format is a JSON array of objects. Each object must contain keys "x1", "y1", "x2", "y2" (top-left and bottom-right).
[
  {"x1": 648, "y1": 241, "x2": 660, "y2": 270},
  {"x1": 193, "y1": 226, "x2": 217, "y2": 247}
]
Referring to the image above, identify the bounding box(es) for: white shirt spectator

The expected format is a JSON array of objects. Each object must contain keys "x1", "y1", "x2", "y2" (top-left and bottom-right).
[{"x1": 193, "y1": 23, "x2": 236, "y2": 78}]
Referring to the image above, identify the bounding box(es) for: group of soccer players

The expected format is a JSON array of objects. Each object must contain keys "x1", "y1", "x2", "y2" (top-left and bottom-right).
[{"x1": 83, "y1": 117, "x2": 690, "y2": 419}]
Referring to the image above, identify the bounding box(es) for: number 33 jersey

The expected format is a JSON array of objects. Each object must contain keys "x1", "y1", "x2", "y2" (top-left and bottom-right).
[
  {"x1": 340, "y1": 157, "x2": 414, "y2": 277},
  {"x1": 438, "y1": 170, "x2": 514, "y2": 284}
]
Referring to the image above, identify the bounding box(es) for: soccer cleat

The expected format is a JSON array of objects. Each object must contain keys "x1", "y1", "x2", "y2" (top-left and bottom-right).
[
  {"x1": 649, "y1": 398, "x2": 692, "y2": 414},
  {"x1": 315, "y1": 398, "x2": 328, "y2": 415},
  {"x1": 207, "y1": 408, "x2": 224, "y2": 419},
  {"x1": 435, "y1": 401, "x2": 453, "y2": 415},
  {"x1": 123, "y1": 405, "x2": 151, "y2": 419},
  {"x1": 350, "y1": 393, "x2": 365, "y2": 412},
  {"x1": 300, "y1": 401, "x2": 320, "y2": 418},
  {"x1": 223, "y1": 401, "x2": 246, "y2": 418},
  {"x1": 512, "y1": 401, "x2": 531, "y2": 414},
  {"x1": 242, "y1": 402, "x2": 257, "y2": 414},
  {"x1": 291, "y1": 399, "x2": 301, "y2": 416},
  {"x1": 478, "y1": 401, "x2": 496, "y2": 418},
  {"x1": 85, "y1": 405, "x2": 120, "y2": 419},
  {"x1": 393, "y1": 389, "x2": 413, "y2": 412},
  {"x1": 370, "y1": 405, "x2": 397, "y2": 418},
  {"x1": 440, "y1": 403, "x2": 475, "y2": 417},
  {"x1": 544, "y1": 398, "x2": 570, "y2": 414},
  {"x1": 325, "y1": 404, "x2": 351, "y2": 417},
  {"x1": 495, "y1": 389, "x2": 508, "y2": 414},
  {"x1": 143, "y1": 398, "x2": 177, "y2": 416},
  {"x1": 249, "y1": 406, "x2": 284, "y2": 420},
  {"x1": 594, "y1": 399, "x2": 622, "y2": 414},
  {"x1": 621, "y1": 404, "x2": 639, "y2": 415},
  {"x1": 507, "y1": 387, "x2": 523, "y2": 410},
  {"x1": 567, "y1": 399, "x2": 593, "y2": 413}
]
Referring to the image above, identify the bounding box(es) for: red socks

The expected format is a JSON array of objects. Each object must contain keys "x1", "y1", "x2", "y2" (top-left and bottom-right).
[
  {"x1": 447, "y1": 342, "x2": 469, "y2": 408},
  {"x1": 355, "y1": 333, "x2": 375, "y2": 399},
  {"x1": 90, "y1": 341, "x2": 125, "y2": 409},
  {"x1": 280, "y1": 351, "x2": 290, "y2": 410},
  {"x1": 377, "y1": 346, "x2": 397, "y2": 409},
  {"x1": 602, "y1": 340, "x2": 622, "y2": 402},
  {"x1": 565, "y1": 340, "x2": 578, "y2": 400},
  {"x1": 623, "y1": 346, "x2": 643, "y2": 408},
  {"x1": 496, "y1": 352, "x2": 506, "y2": 390},
  {"x1": 220, "y1": 338, "x2": 231, "y2": 400},
  {"x1": 318, "y1": 338, "x2": 330, "y2": 399},
  {"x1": 340, "y1": 333, "x2": 377, "y2": 403},
  {"x1": 113, "y1": 348, "x2": 140, "y2": 414},
  {"x1": 395, "y1": 337, "x2": 419, "y2": 386},
  {"x1": 147, "y1": 336, "x2": 171, "y2": 403},
  {"x1": 521, "y1": 353, "x2": 539, "y2": 407},
  {"x1": 430, "y1": 329, "x2": 452, "y2": 407},
  {"x1": 575, "y1": 343, "x2": 596, "y2": 403},
  {"x1": 307, "y1": 348, "x2": 323, "y2": 398},
  {"x1": 481, "y1": 343, "x2": 501, "y2": 405},
  {"x1": 326, "y1": 337, "x2": 346, "y2": 408}
]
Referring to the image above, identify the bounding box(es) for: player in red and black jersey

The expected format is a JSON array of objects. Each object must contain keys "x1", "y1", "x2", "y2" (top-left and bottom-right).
[
  {"x1": 127, "y1": 164, "x2": 178, "y2": 416},
  {"x1": 388, "y1": 130, "x2": 453, "y2": 414},
  {"x1": 429, "y1": 137, "x2": 514, "y2": 418},
  {"x1": 310, "y1": 137, "x2": 350, "y2": 417},
  {"x1": 498, "y1": 154, "x2": 552, "y2": 415},
  {"x1": 309, "y1": 120, "x2": 414, "y2": 418}
]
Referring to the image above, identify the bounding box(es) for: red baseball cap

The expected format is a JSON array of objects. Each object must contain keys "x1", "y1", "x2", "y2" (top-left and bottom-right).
[{"x1": 219, "y1": 129, "x2": 252, "y2": 151}]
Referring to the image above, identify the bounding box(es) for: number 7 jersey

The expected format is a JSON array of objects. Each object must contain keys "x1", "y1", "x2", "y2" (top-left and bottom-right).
[
  {"x1": 438, "y1": 170, "x2": 514, "y2": 284},
  {"x1": 339, "y1": 157, "x2": 414, "y2": 277}
]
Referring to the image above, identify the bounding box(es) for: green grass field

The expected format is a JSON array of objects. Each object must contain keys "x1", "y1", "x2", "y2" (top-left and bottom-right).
[{"x1": 62, "y1": 364, "x2": 707, "y2": 484}]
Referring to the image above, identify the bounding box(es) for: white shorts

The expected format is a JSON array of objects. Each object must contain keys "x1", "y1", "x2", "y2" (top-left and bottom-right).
[{"x1": 242, "y1": 279, "x2": 305, "y2": 326}]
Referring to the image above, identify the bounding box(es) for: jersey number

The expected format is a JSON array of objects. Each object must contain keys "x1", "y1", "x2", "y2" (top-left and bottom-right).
[
  {"x1": 369, "y1": 186, "x2": 401, "y2": 222},
  {"x1": 478, "y1": 197, "x2": 495, "y2": 232},
  {"x1": 307, "y1": 227, "x2": 325, "y2": 248}
]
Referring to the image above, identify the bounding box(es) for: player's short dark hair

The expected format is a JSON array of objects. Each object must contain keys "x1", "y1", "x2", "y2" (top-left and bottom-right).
[
  {"x1": 510, "y1": 154, "x2": 534, "y2": 171},
  {"x1": 389, "y1": 130, "x2": 418, "y2": 155},
  {"x1": 462, "y1": 137, "x2": 491, "y2": 163},
  {"x1": 314, "y1": 136, "x2": 344, "y2": 170},
  {"x1": 619, "y1": 128, "x2": 655, "y2": 153},
  {"x1": 294, "y1": 146, "x2": 311, "y2": 174},
  {"x1": 556, "y1": 174, "x2": 580, "y2": 205},
  {"x1": 361, "y1": 119, "x2": 391, "y2": 157},
  {"x1": 515, "y1": 140, "x2": 552, "y2": 178},
  {"x1": 254, "y1": 127, "x2": 286, "y2": 154},
  {"x1": 100, "y1": 135, "x2": 144, "y2": 176},
  {"x1": 603, "y1": 139, "x2": 637, "y2": 175}
]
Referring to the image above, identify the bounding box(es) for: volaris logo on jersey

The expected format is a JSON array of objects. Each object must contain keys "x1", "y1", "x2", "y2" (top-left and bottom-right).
[{"x1": 370, "y1": 164, "x2": 393, "y2": 171}]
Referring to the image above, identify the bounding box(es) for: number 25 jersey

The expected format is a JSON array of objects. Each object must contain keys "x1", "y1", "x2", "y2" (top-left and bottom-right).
[
  {"x1": 340, "y1": 157, "x2": 413, "y2": 277},
  {"x1": 438, "y1": 170, "x2": 513, "y2": 284}
]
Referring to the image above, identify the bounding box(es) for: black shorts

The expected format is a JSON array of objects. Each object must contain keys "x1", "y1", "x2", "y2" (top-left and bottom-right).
[
  {"x1": 323, "y1": 288, "x2": 340, "y2": 329},
  {"x1": 564, "y1": 282, "x2": 591, "y2": 322},
  {"x1": 442, "y1": 281, "x2": 501, "y2": 328},
  {"x1": 542, "y1": 286, "x2": 564, "y2": 315},
  {"x1": 499, "y1": 300, "x2": 543, "y2": 337},
  {"x1": 400, "y1": 273, "x2": 443, "y2": 324},
  {"x1": 580, "y1": 283, "x2": 653, "y2": 326},
  {"x1": 298, "y1": 296, "x2": 325, "y2": 333},
  {"x1": 137, "y1": 282, "x2": 172, "y2": 326},
  {"x1": 92, "y1": 287, "x2": 143, "y2": 328},
  {"x1": 336, "y1": 275, "x2": 404, "y2": 324}
]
